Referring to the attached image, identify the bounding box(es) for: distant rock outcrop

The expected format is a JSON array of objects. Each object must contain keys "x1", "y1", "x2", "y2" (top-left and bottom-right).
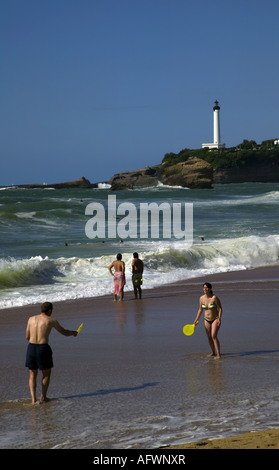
[
  {"x1": 109, "y1": 166, "x2": 160, "y2": 190},
  {"x1": 8, "y1": 158, "x2": 215, "y2": 191},
  {"x1": 108, "y1": 158, "x2": 213, "y2": 190},
  {"x1": 14, "y1": 176, "x2": 93, "y2": 189},
  {"x1": 5, "y1": 145, "x2": 279, "y2": 191},
  {"x1": 161, "y1": 157, "x2": 213, "y2": 189}
]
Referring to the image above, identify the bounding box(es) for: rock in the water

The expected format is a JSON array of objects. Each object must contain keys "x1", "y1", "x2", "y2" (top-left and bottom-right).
[
  {"x1": 109, "y1": 166, "x2": 160, "y2": 190},
  {"x1": 13, "y1": 176, "x2": 93, "y2": 189}
]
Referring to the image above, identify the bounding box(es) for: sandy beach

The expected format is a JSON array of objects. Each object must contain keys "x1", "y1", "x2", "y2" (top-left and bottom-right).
[
  {"x1": 165, "y1": 427, "x2": 279, "y2": 449},
  {"x1": 1, "y1": 265, "x2": 279, "y2": 449}
]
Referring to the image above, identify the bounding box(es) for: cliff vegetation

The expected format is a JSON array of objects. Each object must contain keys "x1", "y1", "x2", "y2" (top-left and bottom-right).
[{"x1": 161, "y1": 140, "x2": 279, "y2": 184}]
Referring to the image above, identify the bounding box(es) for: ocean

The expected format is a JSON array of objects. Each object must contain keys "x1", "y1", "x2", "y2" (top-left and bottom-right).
[
  {"x1": 1, "y1": 182, "x2": 279, "y2": 450},
  {"x1": 0, "y1": 182, "x2": 279, "y2": 309}
]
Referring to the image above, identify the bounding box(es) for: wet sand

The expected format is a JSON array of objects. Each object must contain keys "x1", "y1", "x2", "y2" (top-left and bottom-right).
[
  {"x1": 1, "y1": 265, "x2": 279, "y2": 449},
  {"x1": 2, "y1": 264, "x2": 279, "y2": 330},
  {"x1": 165, "y1": 427, "x2": 279, "y2": 449}
]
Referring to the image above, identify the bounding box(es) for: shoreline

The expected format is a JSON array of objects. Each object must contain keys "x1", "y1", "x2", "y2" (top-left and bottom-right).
[
  {"x1": 1, "y1": 264, "x2": 279, "y2": 318},
  {"x1": 163, "y1": 427, "x2": 279, "y2": 449}
]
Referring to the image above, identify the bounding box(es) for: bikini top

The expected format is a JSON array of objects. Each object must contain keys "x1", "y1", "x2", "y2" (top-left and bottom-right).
[{"x1": 201, "y1": 301, "x2": 217, "y2": 309}]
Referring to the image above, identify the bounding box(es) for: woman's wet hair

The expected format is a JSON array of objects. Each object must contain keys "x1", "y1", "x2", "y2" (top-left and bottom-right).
[{"x1": 203, "y1": 282, "x2": 213, "y2": 294}]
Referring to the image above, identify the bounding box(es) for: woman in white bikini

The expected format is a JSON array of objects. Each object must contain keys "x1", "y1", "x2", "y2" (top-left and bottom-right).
[{"x1": 194, "y1": 282, "x2": 222, "y2": 358}]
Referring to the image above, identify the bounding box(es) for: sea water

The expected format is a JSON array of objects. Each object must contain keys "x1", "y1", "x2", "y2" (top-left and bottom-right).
[
  {"x1": 1, "y1": 182, "x2": 279, "y2": 449},
  {"x1": 0, "y1": 182, "x2": 279, "y2": 309},
  {"x1": 0, "y1": 183, "x2": 279, "y2": 308}
]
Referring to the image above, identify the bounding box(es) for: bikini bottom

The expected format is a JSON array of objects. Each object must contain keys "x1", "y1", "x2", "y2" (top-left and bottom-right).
[{"x1": 204, "y1": 317, "x2": 218, "y2": 324}]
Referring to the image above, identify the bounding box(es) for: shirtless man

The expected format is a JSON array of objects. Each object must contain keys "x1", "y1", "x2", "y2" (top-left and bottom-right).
[
  {"x1": 108, "y1": 253, "x2": 126, "y2": 301},
  {"x1": 131, "y1": 252, "x2": 144, "y2": 299},
  {"x1": 25, "y1": 302, "x2": 77, "y2": 404}
]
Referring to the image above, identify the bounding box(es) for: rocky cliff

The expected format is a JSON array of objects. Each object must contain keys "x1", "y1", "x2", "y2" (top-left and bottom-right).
[
  {"x1": 9, "y1": 153, "x2": 277, "y2": 191},
  {"x1": 7, "y1": 158, "x2": 213, "y2": 190},
  {"x1": 161, "y1": 157, "x2": 213, "y2": 189},
  {"x1": 213, "y1": 160, "x2": 279, "y2": 183},
  {"x1": 108, "y1": 157, "x2": 213, "y2": 190}
]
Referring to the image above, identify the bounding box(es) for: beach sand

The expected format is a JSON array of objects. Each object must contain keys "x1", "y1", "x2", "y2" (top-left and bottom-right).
[
  {"x1": 1, "y1": 265, "x2": 279, "y2": 449},
  {"x1": 165, "y1": 427, "x2": 279, "y2": 449}
]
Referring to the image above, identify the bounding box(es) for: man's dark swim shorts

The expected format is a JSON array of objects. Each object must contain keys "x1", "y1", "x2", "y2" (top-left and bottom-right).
[{"x1": 25, "y1": 343, "x2": 53, "y2": 370}]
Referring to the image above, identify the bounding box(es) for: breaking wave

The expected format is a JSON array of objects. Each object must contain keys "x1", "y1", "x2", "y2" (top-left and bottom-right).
[{"x1": 0, "y1": 234, "x2": 278, "y2": 309}]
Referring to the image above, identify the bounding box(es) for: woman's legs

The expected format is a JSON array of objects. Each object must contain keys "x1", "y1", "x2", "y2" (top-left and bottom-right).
[
  {"x1": 204, "y1": 320, "x2": 215, "y2": 356},
  {"x1": 211, "y1": 320, "x2": 221, "y2": 358},
  {"x1": 204, "y1": 320, "x2": 221, "y2": 357}
]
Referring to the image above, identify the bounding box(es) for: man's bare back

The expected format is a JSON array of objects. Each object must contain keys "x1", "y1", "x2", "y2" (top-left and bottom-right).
[
  {"x1": 26, "y1": 313, "x2": 75, "y2": 344},
  {"x1": 132, "y1": 258, "x2": 143, "y2": 274},
  {"x1": 131, "y1": 253, "x2": 144, "y2": 299},
  {"x1": 25, "y1": 302, "x2": 77, "y2": 404}
]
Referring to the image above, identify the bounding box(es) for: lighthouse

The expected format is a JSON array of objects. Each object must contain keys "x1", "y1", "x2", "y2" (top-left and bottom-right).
[{"x1": 202, "y1": 100, "x2": 225, "y2": 150}]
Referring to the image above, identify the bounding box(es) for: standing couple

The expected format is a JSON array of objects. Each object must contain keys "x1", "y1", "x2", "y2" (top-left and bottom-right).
[{"x1": 108, "y1": 252, "x2": 144, "y2": 301}]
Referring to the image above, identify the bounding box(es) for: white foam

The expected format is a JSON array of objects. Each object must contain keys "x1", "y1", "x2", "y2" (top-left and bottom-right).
[
  {"x1": 97, "y1": 183, "x2": 111, "y2": 189},
  {"x1": 1, "y1": 234, "x2": 278, "y2": 309}
]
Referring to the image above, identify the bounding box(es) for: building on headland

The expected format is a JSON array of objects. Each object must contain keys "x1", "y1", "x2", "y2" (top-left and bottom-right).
[
  {"x1": 274, "y1": 139, "x2": 279, "y2": 145},
  {"x1": 202, "y1": 100, "x2": 226, "y2": 150}
]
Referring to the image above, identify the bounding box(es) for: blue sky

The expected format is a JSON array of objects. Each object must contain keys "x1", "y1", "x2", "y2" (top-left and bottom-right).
[{"x1": 1, "y1": 0, "x2": 279, "y2": 186}]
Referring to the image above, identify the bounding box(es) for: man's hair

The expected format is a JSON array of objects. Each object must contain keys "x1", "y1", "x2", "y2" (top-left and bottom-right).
[
  {"x1": 133, "y1": 252, "x2": 138, "y2": 258},
  {"x1": 116, "y1": 253, "x2": 122, "y2": 260},
  {"x1": 41, "y1": 302, "x2": 53, "y2": 313}
]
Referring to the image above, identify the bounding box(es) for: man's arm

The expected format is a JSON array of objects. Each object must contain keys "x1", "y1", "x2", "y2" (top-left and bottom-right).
[
  {"x1": 53, "y1": 319, "x2": 77, "y2": 337},
  {"x1": 26, "y1": 319, "x2": 31, "y2": 341}
]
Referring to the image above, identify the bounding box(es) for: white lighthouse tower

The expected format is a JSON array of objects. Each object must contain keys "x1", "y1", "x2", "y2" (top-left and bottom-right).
[{"x1": 202, "y1": 100, "x2": 225, "y2": 150}]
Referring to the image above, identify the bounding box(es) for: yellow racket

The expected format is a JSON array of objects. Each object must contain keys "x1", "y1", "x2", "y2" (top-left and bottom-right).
[
  {"x1": 183, "y1": 322, "x2": 198, "y2": 336},
  {"x1": 77, "y1": 323, "x2": 83, "y2": 335}
]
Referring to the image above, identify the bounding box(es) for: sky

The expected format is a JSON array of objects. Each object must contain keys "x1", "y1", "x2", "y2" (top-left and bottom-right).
[{"x1": 1, "y1": 0, "x2": 279, "y2": 186}]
